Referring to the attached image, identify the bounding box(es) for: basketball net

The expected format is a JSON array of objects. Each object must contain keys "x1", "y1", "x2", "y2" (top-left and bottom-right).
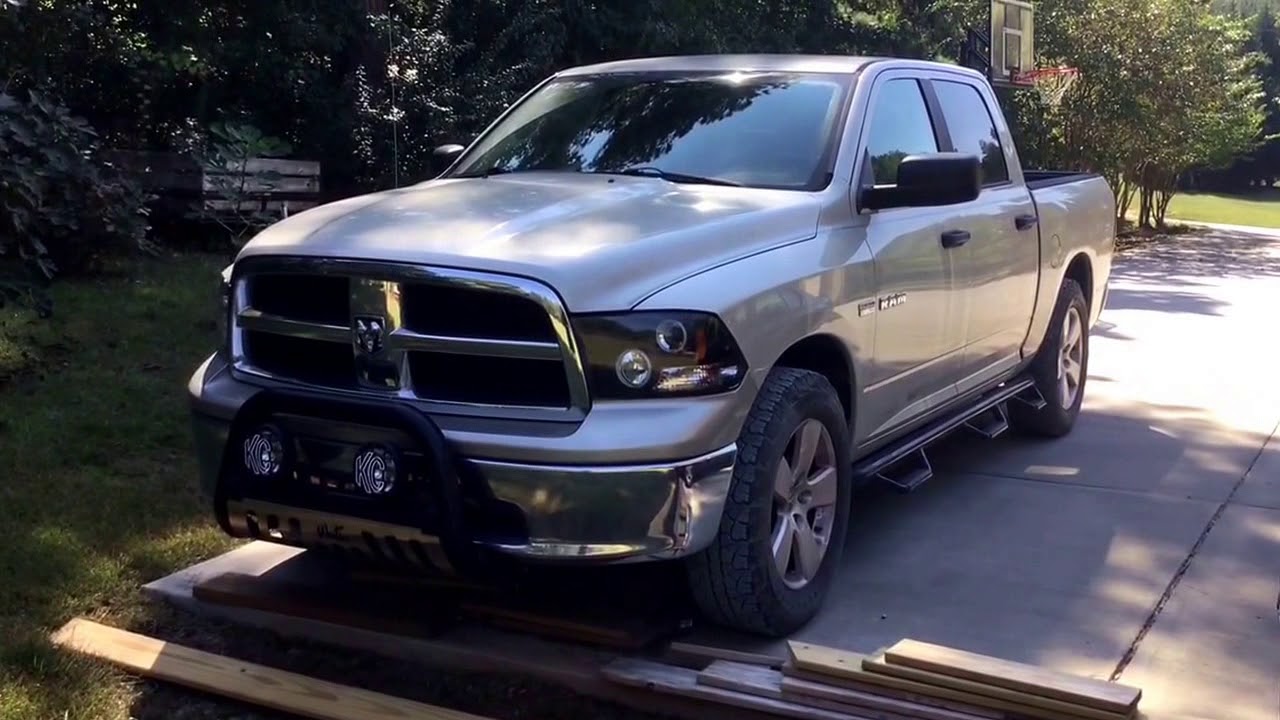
[{"x1": 1014, "y1": 67, "x2": 1080, "y2": 107}]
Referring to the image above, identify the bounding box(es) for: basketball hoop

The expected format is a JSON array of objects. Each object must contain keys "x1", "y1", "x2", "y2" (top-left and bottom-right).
[{"x1": 1014, "y1": 67, "x2": 1080, "y2": 107}]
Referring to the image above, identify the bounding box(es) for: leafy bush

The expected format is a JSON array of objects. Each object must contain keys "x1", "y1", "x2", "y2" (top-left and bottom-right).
[{"x1": 0, "y1": 89, "x2": 153, "y2": 310}]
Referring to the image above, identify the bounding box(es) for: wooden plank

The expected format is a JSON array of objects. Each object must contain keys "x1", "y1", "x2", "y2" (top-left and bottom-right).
[
  {"x1": 192, "y1": 572, "x2": 452, "y2": 639},
  {"x1": 202, "y1": 174, "x2": 320, "y2": 194},
  {"x1": 863, "y1": 656, "x2": 1132, "y2": 720},
  {"x1": 777, "y1": 673, "x2": 1003, "y2": 720},
  {"x1": 666, "y1": 641, "x2": 786, "y2": 669},
  {"x1": 786, "y1": 643, "x2": 1120, "y2": 720},
  {"x1": 883, "y1": 640, "x2": 1141, "y2": 714},
  {"x1": 699, "y1": 661, "x2": 944, "y2": 720},
  {"x1": 458, "y1": 601, "x2": 664, "y2": 650},
  {"x1": 51, "y1": 618, "x2": 492, "y2": 720},
  {"x1": 604, "y1": 657, "x2": 876, "y2": 720},
  {"x1": 780, "y1": 668, "x2": 1003, "y2": 720}
]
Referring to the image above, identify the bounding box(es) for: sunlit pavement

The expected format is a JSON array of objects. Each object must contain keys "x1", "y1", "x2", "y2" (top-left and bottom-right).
[{"x1": 692, "y1": 228, "x2": 1280, "y2": 720}]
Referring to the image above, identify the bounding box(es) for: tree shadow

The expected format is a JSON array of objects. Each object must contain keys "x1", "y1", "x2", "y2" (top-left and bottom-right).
[{"x1": 1115, "y1": 228, "x2": 1280, "y2": 284}]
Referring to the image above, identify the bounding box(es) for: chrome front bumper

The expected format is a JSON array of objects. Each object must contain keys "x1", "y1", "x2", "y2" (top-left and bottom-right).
[{"x1": 189, "y1": 358, "x2": 738, "y2": 564}]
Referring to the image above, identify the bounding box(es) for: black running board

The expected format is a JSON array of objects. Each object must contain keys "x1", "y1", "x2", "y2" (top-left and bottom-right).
[{"x1": 854, "y1": 376, "x2": 1038, "y2": 489}]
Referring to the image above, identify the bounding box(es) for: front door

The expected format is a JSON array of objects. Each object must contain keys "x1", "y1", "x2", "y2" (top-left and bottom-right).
[{"x1": 856, "y1": 76, "x2": 968, "y2": 440}]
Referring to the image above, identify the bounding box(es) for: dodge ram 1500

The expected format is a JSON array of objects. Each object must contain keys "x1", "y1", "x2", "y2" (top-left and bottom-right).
[{"x1": 188, "y1": 55, "x2": 1116, "y2": 637}]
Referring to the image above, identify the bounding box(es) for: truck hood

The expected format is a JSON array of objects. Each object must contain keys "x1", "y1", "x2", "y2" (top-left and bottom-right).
[{"x1": 236, "y1": 172, "x2": 820, "y2": 311}]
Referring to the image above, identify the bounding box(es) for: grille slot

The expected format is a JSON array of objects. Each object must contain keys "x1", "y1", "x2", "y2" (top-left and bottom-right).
[
  {"x1": 246, "y1": 273, "x2": 349, "y2": 325},
  {"x1": 244, "y1": 331, "x2": 357, "y2": 389},
  {"x1": 401, "y1": 283, "x2": 556, "y2": 342},
  {"x1": 408, "y1": 352, "x2": 570, "y2": 407}
]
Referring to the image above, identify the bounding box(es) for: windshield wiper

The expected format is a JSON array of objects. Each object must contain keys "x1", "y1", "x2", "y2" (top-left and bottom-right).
[
  {"x1": 451, "y1": 166, "x2": 518, "y2": 179},
  {"x1": 605, "y1": 166, "x2": 743, "y2": 187}
]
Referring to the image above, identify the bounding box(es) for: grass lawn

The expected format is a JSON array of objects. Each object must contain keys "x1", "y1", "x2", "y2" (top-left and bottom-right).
[
  {"x1": 1162, "y1": 187, "x2": 1280, "y2": 228},
  {"x1": 0, "y1": 253, "x2": 236, "y2": 720}
]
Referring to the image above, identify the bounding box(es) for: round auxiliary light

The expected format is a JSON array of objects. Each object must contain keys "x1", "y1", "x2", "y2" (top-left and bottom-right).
[
  {"x1": 616, "y1": 348, "x2": 653, "y2": 388},
  {"x1": 243, "y1": 425, "x2": 285, "y2": 478},
  {"x1": 655, "y1": 319, "x2": 688, "y2": 354},
  {"x1": 353, "y1": 445, "x2": 398, "y2": 496}
]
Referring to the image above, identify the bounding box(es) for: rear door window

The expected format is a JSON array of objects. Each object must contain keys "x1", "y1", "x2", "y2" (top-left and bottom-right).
[{"x1": 931, "y1": 80, "x2": 1010, "y2": 186}]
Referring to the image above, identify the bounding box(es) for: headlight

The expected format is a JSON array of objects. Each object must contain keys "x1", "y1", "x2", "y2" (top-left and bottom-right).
[
  {"x1": 216, "y1": 264, "x2": 233, "y2": 348},
  {"x1": 573, "y1": 311, "x2": 747, "y2": 398}
]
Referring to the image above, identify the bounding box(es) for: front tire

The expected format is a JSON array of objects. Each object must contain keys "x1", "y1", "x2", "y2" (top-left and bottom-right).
[
  {"x1": 685, "y1": 368, "x2": 852, "y2": 637},
  {"x1": 1009, "y1": 279, "x2": 1089, "y2": 437}
]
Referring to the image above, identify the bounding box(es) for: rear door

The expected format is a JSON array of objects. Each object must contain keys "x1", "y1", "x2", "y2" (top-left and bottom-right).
[
  {"x1": 855, "y1": 74, "x2": 967, "y2": 439},
  {"x1": 927, "y1": 78, "x2": 1040, "y2": 393}
]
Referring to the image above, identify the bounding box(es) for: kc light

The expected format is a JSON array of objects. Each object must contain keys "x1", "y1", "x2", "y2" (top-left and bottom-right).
[
  {"x1": 243, "y1": 424, "x2": 286, "y2": 478},
  {"x1": 574, "y1": 311, "x2": 747, "y2": 398}
]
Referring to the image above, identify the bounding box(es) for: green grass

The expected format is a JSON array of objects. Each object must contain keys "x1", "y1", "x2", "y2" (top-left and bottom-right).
[
  {"x1": 1162, "y1": 187, "x2": 1280, "y2": 228},
  {"x1": 0, "y1": 254, "x2": 237, "y2": 720}
]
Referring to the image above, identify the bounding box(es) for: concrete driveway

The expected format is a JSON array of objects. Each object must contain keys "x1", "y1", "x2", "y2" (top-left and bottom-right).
[{"x1": 694, "y1": 227, "x2": 1280, "y2": 720}]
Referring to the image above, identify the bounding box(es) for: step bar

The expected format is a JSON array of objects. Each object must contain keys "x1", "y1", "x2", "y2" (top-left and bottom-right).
[{"x1": 854, "y1": 377, "x2": 1041, "y2": 492}]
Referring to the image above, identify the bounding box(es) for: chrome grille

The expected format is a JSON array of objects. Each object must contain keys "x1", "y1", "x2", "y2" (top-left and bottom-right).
[{"x1": 229, "y1": 258, "x2": 590, "y2": 419}]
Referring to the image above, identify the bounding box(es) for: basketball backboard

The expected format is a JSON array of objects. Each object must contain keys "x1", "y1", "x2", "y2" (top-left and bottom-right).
[{"x1": 961, "y1": 0, "x2": 1036, "y2": 87}]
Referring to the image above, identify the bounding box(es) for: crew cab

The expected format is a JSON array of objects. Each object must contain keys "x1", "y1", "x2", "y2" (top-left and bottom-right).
[{"x1": 187, "y1": 55, "x2": 1115, "y2": 637}]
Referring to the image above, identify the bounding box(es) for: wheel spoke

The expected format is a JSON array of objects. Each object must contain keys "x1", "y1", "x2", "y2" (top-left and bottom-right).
[
  {"x1": 792, "y1": 517, "x2": 824, "y2": 581},
  {"x1": 774, "y1": 457, "x2": 794, "y2": 501},
  {"x1": 1063, "y1": 355, "x2": 1081, "y2": 383},
  {"x1": 1066, "y1": 315, "x2": 1082, "y2": 349},
  {"x1": 792, "y1": 420, "x2": 822, "y2": 483},
  {"x1": 806, "y1": 466, "x2": 838, "y2": 508},
  {"x1": 772, "y1": 513, "x2": 795, "y2": 577},
  {"x1": 1059, "y1": 373, "x2": 1071, "y2": 407}
]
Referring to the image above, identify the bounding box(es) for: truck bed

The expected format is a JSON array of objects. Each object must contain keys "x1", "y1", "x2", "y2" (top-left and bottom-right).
[{"x1": 1024, "y1": 170, "x2": 1103, "y2": 190}]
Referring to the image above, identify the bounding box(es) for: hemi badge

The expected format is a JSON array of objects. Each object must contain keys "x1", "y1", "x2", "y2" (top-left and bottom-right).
[{"x1": 857, "y1": 301, "x2": 877, "y2": 317}]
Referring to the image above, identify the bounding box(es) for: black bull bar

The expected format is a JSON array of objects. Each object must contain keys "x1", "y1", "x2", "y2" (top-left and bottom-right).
[{"x1": 213, "y1": 389, "x2": 488, "y2": 577}]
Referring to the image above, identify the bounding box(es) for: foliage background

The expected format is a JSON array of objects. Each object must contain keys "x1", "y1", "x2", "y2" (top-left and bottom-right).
[{"x1": 0, "y1": 0, "x2": 1276, "y2": 285}]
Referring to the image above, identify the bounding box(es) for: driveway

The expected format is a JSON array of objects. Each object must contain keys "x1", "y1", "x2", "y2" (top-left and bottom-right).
[{"x1": 692, "y1": 227, "x2": 1280, "y2": 720}]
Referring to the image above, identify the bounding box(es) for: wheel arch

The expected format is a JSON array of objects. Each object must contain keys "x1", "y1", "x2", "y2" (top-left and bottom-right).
[
  {"x1": 1064, "y1": 251, "x2": 1094, "y2": 314},
  {"x1": 772, "y1": 333, "x2": 856, "y2": 428}
]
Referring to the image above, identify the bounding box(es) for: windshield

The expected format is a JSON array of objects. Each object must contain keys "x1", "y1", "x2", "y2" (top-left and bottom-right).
[{"x1": 449, "y1": 71, "x2": 853, "y2": 191}]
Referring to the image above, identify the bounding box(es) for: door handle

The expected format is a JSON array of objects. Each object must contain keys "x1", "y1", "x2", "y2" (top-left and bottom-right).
[
  {"x1": 940, "y1": 230, "x2": 971, "y2": 248},
  {"x1": 1014, "y1": 214, "x2": 1038, "y2": 231}
]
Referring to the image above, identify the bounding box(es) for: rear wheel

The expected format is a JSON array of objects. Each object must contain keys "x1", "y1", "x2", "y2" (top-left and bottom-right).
[
  {"x1": 1010, "y1": 279, "x2": 1089, "y2": 437},
  {"x1": 685, "y1": 367, "x2": 852, "y2": 637}
]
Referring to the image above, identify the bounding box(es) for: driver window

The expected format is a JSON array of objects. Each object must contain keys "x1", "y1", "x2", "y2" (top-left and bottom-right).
[{"x1": 862, "y1": 79, "x2": 939, "y2": 186}]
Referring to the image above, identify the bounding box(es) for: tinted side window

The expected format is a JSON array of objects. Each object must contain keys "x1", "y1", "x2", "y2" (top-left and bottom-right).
[
  {"x1": 932, "y1": 80, "x2": 1010, "y2": 185},
  {"x1": 863, "y1": 79, "x2": 938, "y2": 185}
]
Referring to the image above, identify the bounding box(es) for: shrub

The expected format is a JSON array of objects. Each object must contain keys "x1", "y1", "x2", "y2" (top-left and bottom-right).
[{"x1": 0, "y1": 89, "x2": 153, "y2": 310}]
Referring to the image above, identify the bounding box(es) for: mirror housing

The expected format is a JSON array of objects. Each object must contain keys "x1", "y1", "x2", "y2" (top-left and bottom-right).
[
  {"x1": 431, "y1": 143, "x2": 466, "y2": 174},
  {"x1": 860, "y1": 153, "x2": 981, "y2": 211}
]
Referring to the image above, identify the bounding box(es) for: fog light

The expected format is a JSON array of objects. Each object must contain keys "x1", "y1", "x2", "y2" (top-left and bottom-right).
[
  {"x1": 615, "y1": 349, "x2": 653, "y2": 388},
  {"x1": 243, "y1": 425, "x2": 285, "y2": 478},
  {"x1": 353, "y1": 445, "x2": 398, "y2": 496}
]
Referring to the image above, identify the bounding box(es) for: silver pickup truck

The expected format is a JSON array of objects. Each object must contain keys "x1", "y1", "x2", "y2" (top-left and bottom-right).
[{"x1": 188, "y1": 55, "x2": 1115, "y2": 637}]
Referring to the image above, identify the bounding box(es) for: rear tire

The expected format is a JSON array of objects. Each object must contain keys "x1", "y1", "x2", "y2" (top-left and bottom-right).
[
  {"x1": 1009, "y1": 279, "x2": 1089, "y2": 437},
  {"x1": 685, "y1": 367, "x2": 852, "y2": 637}
]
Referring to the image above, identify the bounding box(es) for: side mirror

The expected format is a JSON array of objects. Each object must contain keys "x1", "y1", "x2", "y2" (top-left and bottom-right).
[
  {"x1": 431, "y1": 143, "x2": 466, "y2": 174},
  {"x1": 860, "y1": 153, "x2": 981, "y2": 211}
]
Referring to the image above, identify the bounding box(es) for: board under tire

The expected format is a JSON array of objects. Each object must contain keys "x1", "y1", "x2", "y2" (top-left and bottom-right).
[
  {"x1": 1010, "y1": 278, "x2": 1090, "y2": 438},
  {"x1": 685, "y1": 367, "x2": 852, "y2": 637}
]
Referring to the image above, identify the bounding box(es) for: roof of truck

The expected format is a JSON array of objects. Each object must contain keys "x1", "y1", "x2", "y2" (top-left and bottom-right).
[{"x1": 557, "y1": 54, "x2": 880, "y2": 77}]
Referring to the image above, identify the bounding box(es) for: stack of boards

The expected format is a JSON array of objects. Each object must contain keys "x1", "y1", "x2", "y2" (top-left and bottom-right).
[{"x1": 606, "y1": 638, "x2": 1143, "y2": 720}]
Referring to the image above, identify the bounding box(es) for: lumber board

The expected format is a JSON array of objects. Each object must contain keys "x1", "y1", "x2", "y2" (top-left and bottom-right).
[
  {"x1": 762, "y1": 669, "x2": 998, "y2": 720},
  {"x1": 604, "y1": 657, "x2": 878, "y2": 720},
  {"x1": 781, "y1": 666, "x2": 1004, "y2": 720},
  {"x1": 193, "y1": 572, "x2": 451, "y2": 639},
  {"x1": 863, "y1": 655, "x2": 1133, "y2": 720},
  {"x1": 883, "y1": 640, "x2": 1140, "y2": 714},
  {"x1": 51, "y1": 618, "x2": 491, "y2": 720},
  {"x1": 787, "y1": 643, "x2": 1123, "y2": 720},
  {"x1": 700, "y1": 661, "x2": 953, "y2": 720},
  {"x1": 666, "y1": 641, "x2": 786, "y2": 668}
]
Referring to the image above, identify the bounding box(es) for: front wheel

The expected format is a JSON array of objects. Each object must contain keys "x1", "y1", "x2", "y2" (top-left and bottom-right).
[
  {"x1": 1009, "y1": 278, "x2": 1089, "y2": 437},
  {"x1": 685, "y1": 368, "x2": 852, "y2": 637}
]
